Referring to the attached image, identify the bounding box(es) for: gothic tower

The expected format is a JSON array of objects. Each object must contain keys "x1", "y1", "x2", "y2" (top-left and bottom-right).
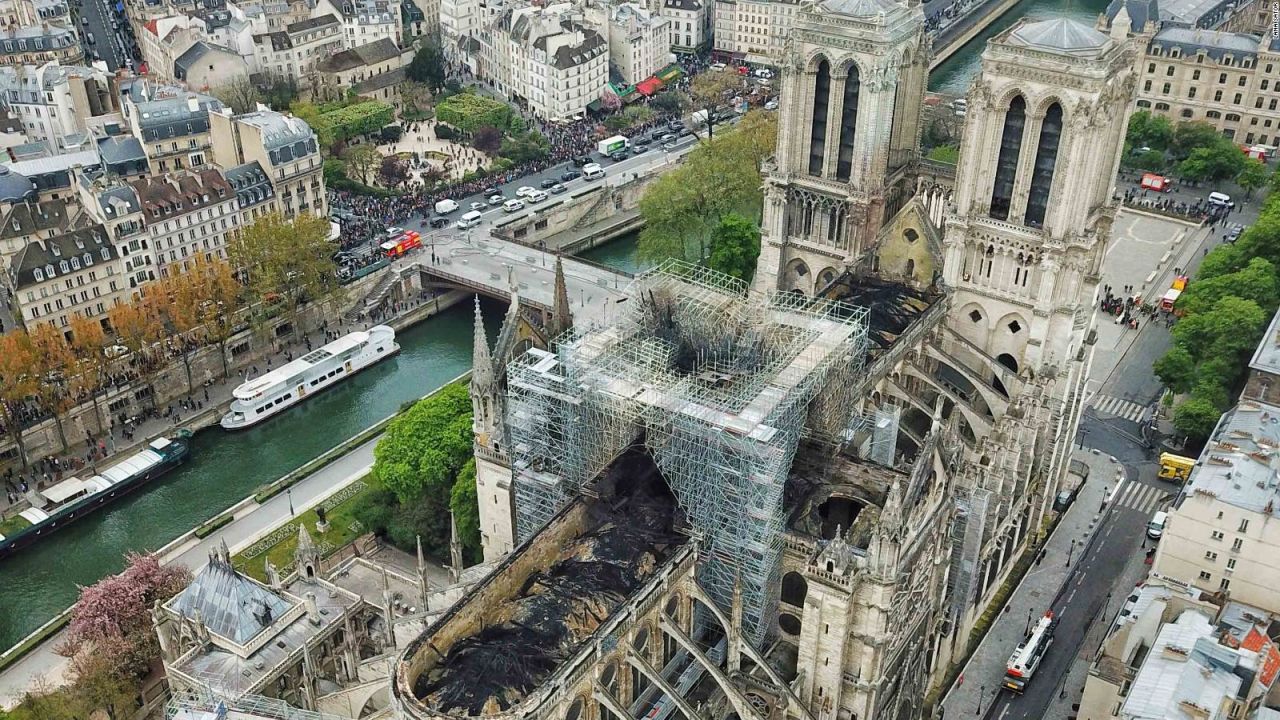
[
  {"x1": 753, "y1": 0, "x2": 930, "y2": 296},
  {"x1": 944, "y1": 19, "x2": 1133, "y2": 372},
  {"x1": 938, "y1": 18, "x2": 1135, "y2": 629}
]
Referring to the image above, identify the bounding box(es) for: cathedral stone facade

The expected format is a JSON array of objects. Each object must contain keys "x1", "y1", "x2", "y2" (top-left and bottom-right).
[{"x1": 453, "y1": 4, "x2": 1136, "y2": 720}]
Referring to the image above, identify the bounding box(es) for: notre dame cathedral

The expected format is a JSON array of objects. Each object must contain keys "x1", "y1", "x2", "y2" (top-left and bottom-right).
[{"x1": 414, "y1": 3, "x2": 1139, "y2": 720}]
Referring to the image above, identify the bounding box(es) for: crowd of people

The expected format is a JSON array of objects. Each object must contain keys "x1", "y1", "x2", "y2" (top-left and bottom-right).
[
  {"x1": 923, "y1": 0, "x2": 984, "y2": 35},
  {"x1": 328, "y1": 54, "x2": 716, "y2": 245}
]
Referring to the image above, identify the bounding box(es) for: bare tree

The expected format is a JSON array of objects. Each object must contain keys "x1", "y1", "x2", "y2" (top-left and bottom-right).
[{"x1": 211, "y1": 75, "x2": 260, "y2": 114}]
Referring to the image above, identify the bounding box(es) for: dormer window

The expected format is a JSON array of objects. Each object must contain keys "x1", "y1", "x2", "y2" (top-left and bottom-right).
[
  {"x1": 51, "y1": 244, "x2": 60, "y2": 257},
  {"x1": 59, "y1": 260, "x2": 69, "y2": 273},
  {"x1": 70, "y1": 257, "x2": 79, "y2": 270},
  {"x1": 100, "y1": 248, "x2": 110, "y2": 261},
  {"x1": 83, "y1": 253, "x2": 92, "y2": 266},
  {"x1": 74, "y1": 237, "x2": 83, "y2": 249},
  {"x1": 33, "y1": 267, "x2": 43, "y2": 282}
]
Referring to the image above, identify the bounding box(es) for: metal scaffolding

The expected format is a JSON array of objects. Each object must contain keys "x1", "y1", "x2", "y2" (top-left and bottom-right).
[{"x1": 505, "y1": 260, "x2": 870, "y2": 645}]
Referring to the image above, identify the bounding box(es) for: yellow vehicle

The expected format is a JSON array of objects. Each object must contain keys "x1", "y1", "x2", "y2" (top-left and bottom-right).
[{"x1": 1159, "y1": 453, "x2": 1195, "y2": 483}]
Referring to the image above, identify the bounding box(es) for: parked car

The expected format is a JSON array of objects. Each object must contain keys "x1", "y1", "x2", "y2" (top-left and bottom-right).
[
  {"x1": 572, "y1": 154, "x2": 592, "y2": 166},
  {"x1": 710, "y1": 62, "x2": 727, "y2": 71},
  {"x1": 560, "y1": 169, "x2": 581, "y2": 182},
  {"x1": 515, "y1": 186, "x2": 536, "y2": 198},
  {"x1": 1053, "y1": 489, "x2": 1075, "y2": 512},
  {"x1": 550, "y1": 183, "x2": 567, "y2": 194},
  {"x1": 470, "y1": 201, "x2": 486, "y2": 211},
  {"x1": 608, "y1": 150, "x2": 628, "y2": 162},
  {"x1": 764, "y1": 99, "x2": 779, "y2": 111},
  {"x1": 632, "y1": 144, "x2": 649, "y2": 154},
  {"x1": 488, "y1": 194, "x2": 505, "y2": 205},
  {"x1": 429, "y1": 217, "x2": 449, "y2": 228},
  {"x1": 662, "y1": 141, "x2": 677, "y2": 151},
  {"x1": 540, "y1": 178, "x2": 558, "y2": 189}
]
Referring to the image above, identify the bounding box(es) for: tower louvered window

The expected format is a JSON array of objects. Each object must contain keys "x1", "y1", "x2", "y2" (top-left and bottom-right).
[
  {"x1": 835, "y1": 63, "x2": 860, "y2": 181},
  {"x1": 808, "y1": 59, "x2": 831, "y2": 176},
  {"x1": 989, "y1": 95, "x2": 1025, "y2": 221},
  {"x1": 1024, "y1": 103, "x2": 1062, "y2": 228}
]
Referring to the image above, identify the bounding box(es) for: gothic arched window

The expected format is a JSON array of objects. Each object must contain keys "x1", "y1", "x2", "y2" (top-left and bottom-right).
[
  {"x1": 809, "y1": 58, "x2": 832, "y2": 176},
  {"x1": 989, "y1": 95, "x2": 1026, "y2": 221},
  {"x1": 835, "y1": 63, "x2": 861, "y2": 181},
  {"x1": 1025, "y1": 102, "x2": 1063, "y2": 228}
]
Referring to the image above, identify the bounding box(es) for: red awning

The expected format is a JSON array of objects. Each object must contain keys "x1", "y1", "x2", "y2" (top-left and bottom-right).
[{"x1": 635, "y1": 77, "x2": 663, "y2": 96}]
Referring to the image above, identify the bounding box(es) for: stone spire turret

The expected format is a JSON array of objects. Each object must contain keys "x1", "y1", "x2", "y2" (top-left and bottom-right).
[
  {"x1": 471, "y1": 295, "x2": 494, "y2": 391},
  {"x1": 449, "y1": 509, "x2": 464, "y2": 583},
  {"x1": 416, "y1": 534, "x2": 429, "y2": 611},
  {"x1": 549, "y1": 254, "x2": 574, "y2": 338},
  {"x1": 295, "y1": 524, "x2": 320, "y2": 581}
]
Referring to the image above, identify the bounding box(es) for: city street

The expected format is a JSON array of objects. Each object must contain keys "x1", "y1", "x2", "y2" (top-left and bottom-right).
[{"x1": 72, "y1": 0, "x2": 131, "y2": 71}]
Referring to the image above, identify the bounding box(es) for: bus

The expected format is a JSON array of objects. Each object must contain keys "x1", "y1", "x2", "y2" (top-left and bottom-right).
[
  {"x1": 380, "y1": 231, "x2": 421, "y2": 258},
  {"x1": 1004, "y1": 611, "x2": 1057, "y2": 693}
]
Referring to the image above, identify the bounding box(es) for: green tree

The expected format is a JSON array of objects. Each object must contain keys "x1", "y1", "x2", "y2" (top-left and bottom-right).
[
  {"x1": 706, "y1": 214, "x2": 761, "y2": 282},
  {"x1": 407, "y1": 40, "x2": 447, "y2": 91},
  {"x1": 499, "y1": 130, "x2": 550, "y2": 164},
  {"x1": 1177, "y1": 144, "x2": 1245, "y2": 182},
  {"x1": 1172, "y1": 120, "x2": 1224, "y2": 159},
  {"x1": 1173, "y1": 396, "x2": 1223, "y2": 442},
  {"x1": 1175, "y1": 256, "x2": 1279, "y2": 316},
  {"x1": 1237, "y1": 158, "x2": 1270, "y2": 198},
  {"x1": 435, "y1": 90, "x2": 515, "y2": 134},
  {"x1": 1126, "y1": 110, "x2": 1175, "y2": 152},
  {"x1": 472, "y1": 126, "x2": 502, "y2": 154},
  {"x1": 652, "y1": 91, "x2": 687, "y2": 116},
  {"x1": 926, "y1": 144, "x2": 959, "y2": 164},
  {"x1": 372, "y1": 382, "x2": 473, "y2": 504},
  {"x1": 1128, "y1": 148, "x2": 1167, "y2": 172},
  {"x1": 227, "y1": 213, "x2": 342, "y2": 338},
  {"x1": 687, "y1": 70, "x2": 744, "y2": 140},
  {"x1": 638, "y1": 111, "x2": 776, "y2": 264},
  {"x1": 449, "y1": 458, "x2": 481, "y2": 560},
  {"x1": 1153, "y1": 345, "x2": 1196, "y2": 395},
  {"x1": 343, "y1": 144, "x2": 381, "y2": 184}
]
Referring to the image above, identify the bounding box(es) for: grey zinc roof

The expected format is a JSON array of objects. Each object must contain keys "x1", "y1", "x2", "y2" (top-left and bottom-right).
[
  {"x1": 236, "y1": 111, "x2": 318, "y2": 159},
  {"x1": 1122, "y1": 610, "x2": 1245, "y2": 720},
  {"x1": 1152, "y1": 27, "x2": 1262, "y2": 61},
  {"x1": 97, "y1": 135, "x2": 147, "y2": 166},
  {"x1": 819, "y1": 0, "x2": 899, "y2": 18},
  {"x1": 225, "y1": 161, "x2": 274, "y2": 208},
  {"x1": 1160, "y1": 0, "x2": 1233, "y2": 25},
  {"x1": 168, "y1": 558, "x2": 297, "y2": 645},
  {"x1": 1007, "y1": 17, "x2": 1112, "y2": 56},
  {"x1": 1180, "y1": 399, "x2": 1280, "y2": 517},
  {"x1": 1106, "y1": 0, "x2": 1160, "y2": 32},
  {"x1": 0, "y1": 166, "x2": 35, "y2": 202},
  {"x1": 1249, "y1": 307, "x2": 1280, "y2": 377},
  {"x1": 9, "y1": 224, "x2": 112, "y2": 290}
]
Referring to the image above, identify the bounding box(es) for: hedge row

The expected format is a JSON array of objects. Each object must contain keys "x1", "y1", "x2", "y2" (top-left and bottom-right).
[
  {"x1": 312, "y1": 100, "x2": 395, "y2": 145},
  {"x1": 194, "y1": 512, "x2": 234, "y2": 539}
]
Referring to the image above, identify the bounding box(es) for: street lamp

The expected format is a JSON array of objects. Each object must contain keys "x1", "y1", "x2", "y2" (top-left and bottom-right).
[
  {"x1": 1065, "y1": 538, "x2": 1076, "y2": 567},
  {"x1": 976, "y1": 686, "x2": 984, "y2": 716},
  {"x1": 1078, "y1": 426, "x2": 1088, "y2": 449},
  {"x1": 287, "y1": 487, "x2": 295, "y2": 517}
]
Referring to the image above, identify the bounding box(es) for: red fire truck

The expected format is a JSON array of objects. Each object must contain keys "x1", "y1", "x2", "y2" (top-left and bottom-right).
[{"x1": 380, "y1": 231, "x2": 422, "y2": 258}]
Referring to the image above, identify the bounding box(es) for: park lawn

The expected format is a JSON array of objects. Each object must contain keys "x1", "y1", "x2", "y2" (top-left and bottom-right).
[
  {"x1": 234, "y1": 474, "x2": 380, "y2": 582},
  {"x1": 0, "y1": 513, "x2": 32, "y2": 539}
]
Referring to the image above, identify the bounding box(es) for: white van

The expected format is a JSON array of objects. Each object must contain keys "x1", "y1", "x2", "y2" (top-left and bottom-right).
[
  {"x1": 583, "y1": 163, "x2": 605, "y2": 180},
  {"x1": 527, "y1": 189, "x2": 548, "y2": 203},
  {"x1": 1147, "y1": 510, "x2": 1167, "y2": 540},
  {"x1": 455, "y1": 210, "x2": 482, "y2": 229},
  {"x1": 1208, "y1": 192, "x2": 1234, "y2": 208},
  {"x1": 502, "y1": 199, "x2": 524, "y2": 213},
  {"x1": 435, "y1": 199, "x2": 459, "y2": 214}
]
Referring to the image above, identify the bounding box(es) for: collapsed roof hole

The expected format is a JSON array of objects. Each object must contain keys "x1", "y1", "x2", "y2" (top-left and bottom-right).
[
  {"x1": 412, "y1": 446, "x2": 687, "y2": 716},
  {"x1": 817, "y1": 496, "x2": 863, "y2": 540}
]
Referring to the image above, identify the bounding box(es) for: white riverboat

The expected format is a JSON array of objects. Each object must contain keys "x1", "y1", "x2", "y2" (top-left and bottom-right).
[{"x1": 221, "y1": 325, "x2": 399, "y2": 430}]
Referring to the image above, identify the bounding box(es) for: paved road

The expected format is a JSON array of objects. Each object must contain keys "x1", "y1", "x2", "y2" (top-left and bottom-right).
[{"x1": 72, "y1": 0, "x2": 131, "y2": 71}]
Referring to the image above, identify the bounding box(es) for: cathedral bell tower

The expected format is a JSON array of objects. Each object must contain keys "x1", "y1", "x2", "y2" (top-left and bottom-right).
[
  {"x1": 753, "y1": 0, "x2": 929, "y2": 296},
  {"x1": 942, "y1": 18, "x2": 1135, "y2": 373}
]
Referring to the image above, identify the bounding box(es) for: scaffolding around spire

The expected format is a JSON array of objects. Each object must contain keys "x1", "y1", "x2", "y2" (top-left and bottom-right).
[{"x1": 504, "y1": 259, "x2": 870, "y2": 645}]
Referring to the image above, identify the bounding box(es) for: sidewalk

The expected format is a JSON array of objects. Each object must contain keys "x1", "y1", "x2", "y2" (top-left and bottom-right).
[{"x1": 941, "y1": 449, "x2": 1124, "y2": 718}]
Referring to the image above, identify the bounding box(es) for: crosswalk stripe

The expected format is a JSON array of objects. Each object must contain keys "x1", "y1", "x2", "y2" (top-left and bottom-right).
[{"x1": 1091, "y1": 394, "x2": 1149, "y2": 422}]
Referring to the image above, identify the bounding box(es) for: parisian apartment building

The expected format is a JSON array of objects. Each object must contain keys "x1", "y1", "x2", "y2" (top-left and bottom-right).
[{"x1": 0, "y1": 76, "x2": 328, "y2": 340}]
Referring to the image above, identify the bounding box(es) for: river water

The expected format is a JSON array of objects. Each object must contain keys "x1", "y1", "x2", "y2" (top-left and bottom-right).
[
  {"x1": 0, "y1": 0, "x2": 1112, "y2": 645},
  {"x1": 0, "y1": 238, "x2": 649, "y2": 650},
  {"x1": 928, "y1": 0, "x2": 1110, "y2": 94}
]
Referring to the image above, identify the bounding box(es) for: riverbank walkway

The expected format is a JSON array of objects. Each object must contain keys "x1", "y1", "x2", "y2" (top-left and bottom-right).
[{"x1": 0, "y1": 430, "x2": 381, "y2": 709}]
